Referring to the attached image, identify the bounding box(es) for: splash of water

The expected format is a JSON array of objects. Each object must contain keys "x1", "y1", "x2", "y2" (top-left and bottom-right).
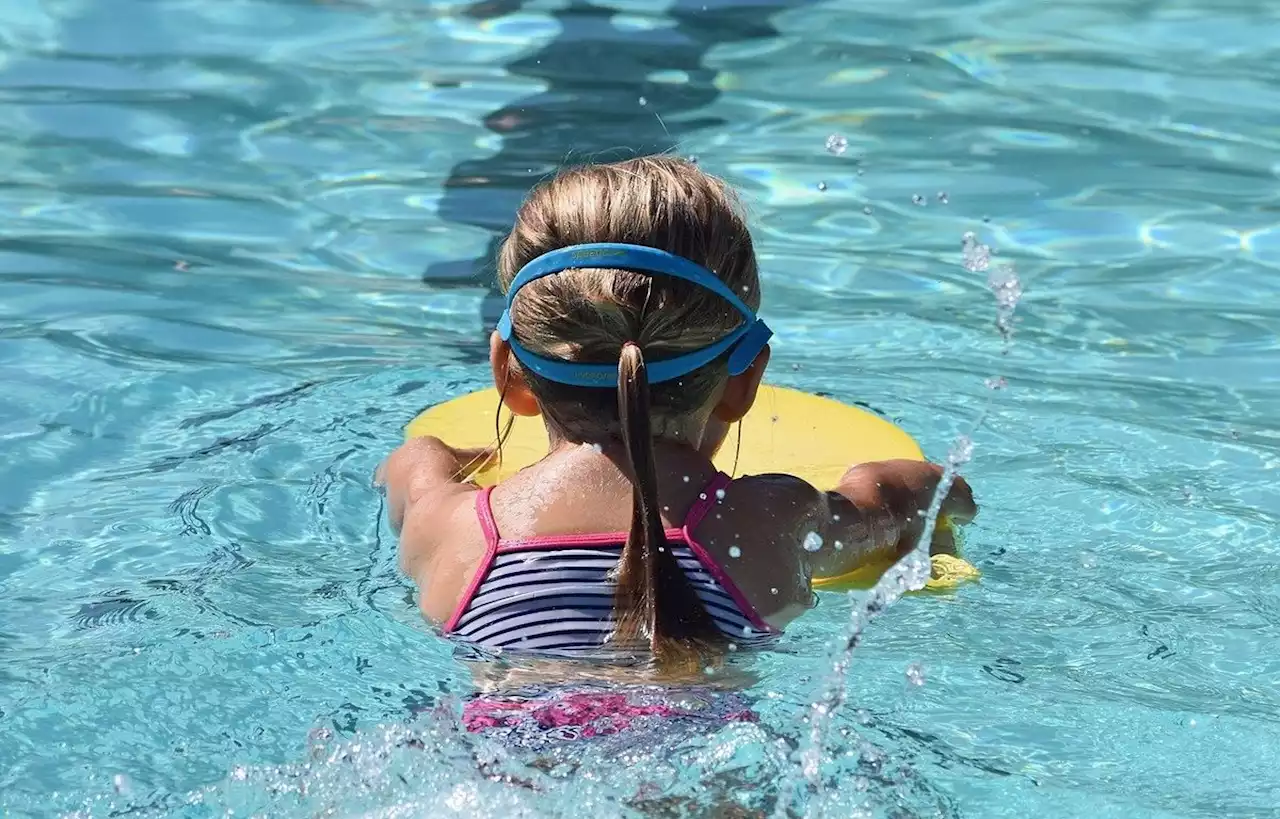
[
  {"x1": 963, "y1": 231, "x2": 1021, "y2": 349},
  {"x1": 773, "y1": 231, "x2": 1022, "y2": 818}
]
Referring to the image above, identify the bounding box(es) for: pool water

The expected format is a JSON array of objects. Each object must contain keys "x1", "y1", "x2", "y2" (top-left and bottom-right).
[{"x1": 2, "y1": 0, "x2": 1278, "y2": 816}]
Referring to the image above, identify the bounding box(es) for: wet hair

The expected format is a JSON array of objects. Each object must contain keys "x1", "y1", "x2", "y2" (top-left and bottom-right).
[{"x1": 496, "y1": 156, "x2": 762, "y2": 669}]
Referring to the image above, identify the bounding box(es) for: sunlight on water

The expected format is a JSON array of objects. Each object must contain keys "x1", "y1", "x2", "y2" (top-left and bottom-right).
[
  {"x1": 3, "y1": 0, "x2": 1280, "y2": 817},
  {"x1": 774, "y1": 231, "x2": 1022, "y2": 818}
]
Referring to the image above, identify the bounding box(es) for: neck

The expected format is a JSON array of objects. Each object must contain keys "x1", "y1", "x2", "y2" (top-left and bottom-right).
[
  {"x1": 541, "y1": 403, "x2": 713, "y2": 446},
  {"x1": 545, "y1": 423, "x2": 704, "y2": 455}
]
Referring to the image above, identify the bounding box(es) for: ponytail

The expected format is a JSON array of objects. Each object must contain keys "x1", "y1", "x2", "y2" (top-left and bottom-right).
[{"x1": 613, "y1": 343, "x2": 723, "y2": 670}]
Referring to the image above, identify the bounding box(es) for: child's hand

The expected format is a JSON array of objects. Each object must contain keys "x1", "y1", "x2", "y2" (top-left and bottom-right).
[
  {"x1": 449, "y1": 444, "x2": 498, "y2": 475},
  {"x1": 833, "y1": 459, "x2": 977, "y2": 558}
]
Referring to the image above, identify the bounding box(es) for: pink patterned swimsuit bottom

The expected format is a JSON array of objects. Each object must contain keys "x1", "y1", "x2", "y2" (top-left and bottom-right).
[{"x1": 462, "y1": 684, "x2": 758, "y2": 751}]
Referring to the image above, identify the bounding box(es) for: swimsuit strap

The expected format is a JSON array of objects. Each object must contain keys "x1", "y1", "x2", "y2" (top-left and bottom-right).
[
  {"x1": 682, "y1": 472, "x2": 732, "y2": 533},
  {"x1": 475, "y1": 486, "x2": 501, "y2": 549},
  {"x1": 444, "y1": 488, "x2": 503, "y2": 634}
]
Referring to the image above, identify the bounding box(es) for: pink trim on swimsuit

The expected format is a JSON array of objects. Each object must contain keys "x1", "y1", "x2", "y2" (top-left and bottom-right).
[
  {"x1": 442, "y1": 488, "x2": 501, "y2": 633},
  {"x1": 676, "y1": 473, "x2": 778, "y2": 634},
  {"x1": 442, "y1": 474, "x2": 779, "y2": 637}
]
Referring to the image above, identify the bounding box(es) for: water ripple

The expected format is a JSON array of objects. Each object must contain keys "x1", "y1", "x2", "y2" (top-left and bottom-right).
[{"x1": 2, "y1": 0, "x2": 1279, "y2": 816}]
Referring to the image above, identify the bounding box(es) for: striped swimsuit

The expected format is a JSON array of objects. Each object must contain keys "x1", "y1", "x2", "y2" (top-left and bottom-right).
[{"x1": 444, "y1": 472, "x2": 778, "y2": 654}]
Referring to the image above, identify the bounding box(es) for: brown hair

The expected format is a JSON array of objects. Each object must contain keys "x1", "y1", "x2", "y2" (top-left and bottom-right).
[{"x1": 496, "y1": 156, "x2": 761, "y2": 669}]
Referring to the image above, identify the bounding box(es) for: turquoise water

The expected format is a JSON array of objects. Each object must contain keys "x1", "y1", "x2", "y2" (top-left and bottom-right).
[{"x1": 2, "y1": 0, "x2": 1279, "y2": 815}]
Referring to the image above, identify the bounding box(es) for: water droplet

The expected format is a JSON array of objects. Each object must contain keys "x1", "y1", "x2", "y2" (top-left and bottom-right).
[
  {"x1": 985, "y1": 376, "x2": 1008, "y2": 390},
  {"x1": 703, "y1": 665, "x2": 715, "y2": 675},
  {"x1": 770, "y1": 587, "x2": 779, "y2": 595},
  {"x1": 742, "y1": 624, "x2": 754, "y2": 636},
  {"x1": 663, "y1": 505, "x2": 670, "y2": 512},
  {"x1": 982, "y1": 215, "x2": 991, "y2": 223},
  {"x1": 817, "y1": 181, "x2": 827, "y2": 192},
  {"x1": 682, "y1": 475, "x2": 690, "y2": 483},
  {"x1": 688, "y1": 155, "x2": 699, "y2": 164},
  {"x1": 833, "y1": 514, "x2": 840, "y2": 522},
  {"x1": 988, "y1": 267, "x2": 1022, "y2": 310},
  {"x1": 112, "y1": 774, "x2": 131, "y2": 795},
  {"x1": 856, "y1": 168, "x2": 864, "y2": 176},
  {"x1": 825, "y1": 134, "x2": 848, "y2": 155},
  {"x1": 715, "y1": 488, "x2": 726, "y2": 500},
  {"x1": 862, "y1": 206, "x2": 872, "y2": 214},
  {"x1": 948, "y1": 435, "x2": 974, "y2": 467},
  {"x1": 962, "y1": 232, "x2": 990, "y2": 272},
  {"x1": 729, "y1": 546, "x2": 742, "y2": 558},
  {"x1": 1081, "y1": 552, "x2": 1098, "y2": 569},
  {"x1": 912, "y1": 194, "x2": 926, "y2": 206},
  {"x1": 699, "y1": 492, "x2": 708, "y2": 501},
  {"x1": 638, "y1": 96, "x2": 648, "y2": 106},
  {"x1": 231, "y1": 766, "x2": 248, "y2": 782},
  {"x1": 802, "y1": 531, "x2": 824, "y2": 552},
  {"x1": 936, "y1": 191, "x2": 949, "y2": 204},
  {"x1": 1189, "y1": 718, "x2": 1198, "y2": 728},
  {"x1": 834, "y1": 541, "x2": 844, "y2": 551},
  {"x1": 727, "y1": 642, "x2": 738, "y2": 652},
  {"x1": 906, "y1": 662, "x2": 926, "y2": 686}
]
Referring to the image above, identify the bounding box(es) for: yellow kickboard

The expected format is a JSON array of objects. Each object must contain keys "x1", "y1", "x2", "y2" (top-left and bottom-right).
[{"x1": 405, "y1": 385, "x2": 978, "y2": 591}]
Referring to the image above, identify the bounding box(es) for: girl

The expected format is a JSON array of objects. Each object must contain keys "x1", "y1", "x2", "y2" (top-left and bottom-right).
[{"x1": 381, "y1": 156, "x2": 976, "y2": 679}]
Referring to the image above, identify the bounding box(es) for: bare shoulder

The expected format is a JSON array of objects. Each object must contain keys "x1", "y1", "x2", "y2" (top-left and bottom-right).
[
  {"x1": 378, "y1": 438, "x2": 478, "y2": 570},
  {"x1": 725, "y1": 472, "x2": 825, "y2": 524},
  {"x1": 398, "y1": 481, "x2": 481, "y2": 576},
  {"x1": 694, "y1": 472, "x2": 826, "y2": 630}
]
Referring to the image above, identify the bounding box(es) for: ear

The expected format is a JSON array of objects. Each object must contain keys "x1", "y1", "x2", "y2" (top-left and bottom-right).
[
  {"x1": 712, "y1": 344, "x2": 770, "y2": 423},
  {"x1": 489, "y1": 331, "x2": 542, "y2": 417}
]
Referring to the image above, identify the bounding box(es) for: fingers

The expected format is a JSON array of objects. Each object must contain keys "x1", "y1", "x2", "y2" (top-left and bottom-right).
[
  {"x1": 942, "y1": 476, "x2": 978, "y2": 523},
  {"x1": 452, "y1": 446, "x2": 499, "y2": 478}
]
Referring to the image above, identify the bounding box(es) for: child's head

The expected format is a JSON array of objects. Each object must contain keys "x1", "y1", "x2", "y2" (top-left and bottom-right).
[
  {"x1": 492, "y1": 155, "x2": 768, "y2": 447},
  {"x1": 490, "y1": 156, "x2": 771, "y2": 670}
]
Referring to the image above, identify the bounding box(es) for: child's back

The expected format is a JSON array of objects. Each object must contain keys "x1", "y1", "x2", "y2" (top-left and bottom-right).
[{"x1": 381, "y1": 156, "x2": 975, "y2": 674}]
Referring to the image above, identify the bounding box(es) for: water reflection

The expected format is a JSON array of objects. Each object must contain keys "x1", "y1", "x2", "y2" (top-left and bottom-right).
[{"x1": 425, "y1": 0, "x2": 799, "y2": 340}]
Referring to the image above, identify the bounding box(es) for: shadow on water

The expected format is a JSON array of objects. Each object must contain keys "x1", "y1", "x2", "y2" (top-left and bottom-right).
[{"x1": 424, "y1": 0, "x2": 797, "y2": 343}]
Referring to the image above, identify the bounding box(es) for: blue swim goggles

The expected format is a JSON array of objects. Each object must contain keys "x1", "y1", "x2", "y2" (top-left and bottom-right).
[{"x1": 496, "y1": 243, "x2": 772, "y2": 387}]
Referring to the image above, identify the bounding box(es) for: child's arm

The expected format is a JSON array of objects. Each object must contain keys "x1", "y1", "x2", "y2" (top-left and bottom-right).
[
  {"x1": 806, "y1": 459, "x2": 977, "y2": 579},
  {"x1": 376, "y1": 437, "x2": 490, "y2": 534}
]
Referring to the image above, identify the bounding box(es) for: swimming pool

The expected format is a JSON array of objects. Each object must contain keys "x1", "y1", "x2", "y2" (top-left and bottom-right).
[{"x1": 2, "y1": 0, "x2": 1278, "y2": 815}]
